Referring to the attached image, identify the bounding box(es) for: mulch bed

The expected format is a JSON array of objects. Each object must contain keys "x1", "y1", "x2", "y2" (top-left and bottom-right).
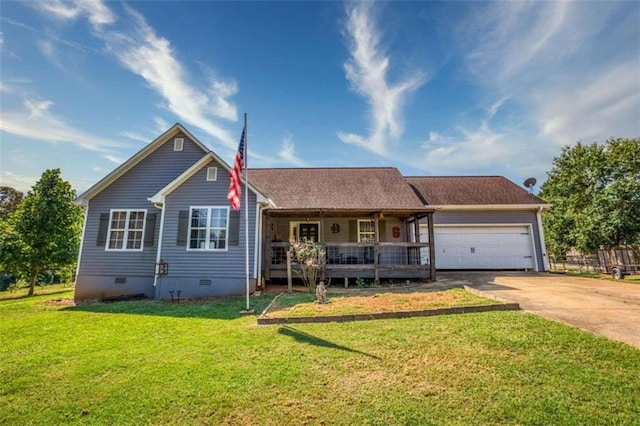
[{"x1": 39, "y1": 298, "x2": 76, "y2": 307}]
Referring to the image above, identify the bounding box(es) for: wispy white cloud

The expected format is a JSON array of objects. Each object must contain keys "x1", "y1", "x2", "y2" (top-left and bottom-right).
[
  {"x1": 338, "y1": 3, "x2": 426, "y2": 156},
  {"x1": 278, "y1": 135, "x2": 308, "y2": 167},
  {"x1": 27, "y1": 1, "x2": 240, "y2": 150},
  {"x1": 101, "y1": 4, "x2": 238, "y2": 148},
  {"x1": 32, "y1": 0, "x2": 115, "y2": 30},
  {"x1": 205, "y1": 71, "x2": 238, "y2": 122},
  {"x1": 458, "y1": 1, "x2": 639, "y2": 146},
  {"x1": 0, "y1": 171, "x2": 40, "y2": 192},
  {"x1": 37, "y1": 39, "x2": 55, "y2": 57},
  {"x1": 102, "y1": 154, "x2": 125, "y2": 165},
  {"x1": 153, "y1": 116, "x2": 169, "y2": 133},
  {"x1": 2, "y1": 17, "x2": 100, "y2": 54},
  {"x1": 0, "y1": 98, "x2": 126, "y2": 156},
  {"x1": 0, "y1": 170, "x2": 96, "y2": 193},
  {"x1": 120, "y1": 116, "x2": 174, "y2": 145},
  {"x1": 416, "y1": 98, "x2": 512, "y2": 175},
  {"x1": 120, "y1": 131, "x2": 150, "y2": 144},
  {"x1": 413, "y1": 1, "x2": 639, "y2": 181},
  {"x1": 462, "y1": 2, "x2": 571, "y2": 85},
  {"x1": 534, "y1": 61, "x2": 640, "y2": 145}
]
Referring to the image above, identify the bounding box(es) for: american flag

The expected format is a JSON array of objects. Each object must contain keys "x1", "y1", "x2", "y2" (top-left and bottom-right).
[{"x1": 227, "y1": 125, "x2": 246, "y2": 211}]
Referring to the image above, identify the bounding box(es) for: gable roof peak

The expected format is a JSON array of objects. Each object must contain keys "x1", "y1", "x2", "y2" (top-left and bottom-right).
[{"x1": 74, "y1": 123, "x2": 210, "y2": 205}]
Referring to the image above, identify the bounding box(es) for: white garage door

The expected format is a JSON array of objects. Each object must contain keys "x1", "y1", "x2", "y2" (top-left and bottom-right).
[{"x1": 420, "y1": 225, "x2": 536, "y2": 270}]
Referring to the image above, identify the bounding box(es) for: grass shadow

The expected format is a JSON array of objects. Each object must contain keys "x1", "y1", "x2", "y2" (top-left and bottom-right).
[
  {"x1": 63, "y1": 294, "x2": 274, "y2": 320},
  {"x1": 0, "y1": 287, "x2": 74, "y2": 302},
  {"x1": 277, "y1": 325, "x2": 381, "y2": 359}
]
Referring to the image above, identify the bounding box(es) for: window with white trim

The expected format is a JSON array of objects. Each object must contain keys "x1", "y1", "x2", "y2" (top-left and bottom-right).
[
  {"x1": 174, "y1": 138, "x2": 184, "y2": 151},
  {"x1": 107, "y1": 210, "x2": 146, "y2": 250},
  {"x1": 188, "y1": 207, "x2": 229, "y2": 250},
  {"x1": 358, "y1": 219, "x2": 375, "y2": 243}
]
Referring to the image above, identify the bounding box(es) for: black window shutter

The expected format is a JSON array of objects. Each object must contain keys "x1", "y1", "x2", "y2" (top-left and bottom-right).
[
  {"x1": 228, "y1": 210, "x2": 241, "y2": 246},
  {"x1": 177, "y1": 210, "x2": 189, "y2": 246},
  {"x1": 144, "y1": 213, "x2": 157, "y2": 246},
  {"x1": 349, "y1": 220, "x2": 357, "y2": 242},
  {"x1": 378, "y1": 220, "x2": 387, "y2": 242},
  {"x1": 97, "y1": 213, "x2": 109, "y2": 246}
]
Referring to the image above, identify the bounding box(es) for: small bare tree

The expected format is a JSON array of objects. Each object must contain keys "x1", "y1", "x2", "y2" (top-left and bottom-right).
[{"x1": 290, "y1": 240, "x2": 326, "y2": 293}]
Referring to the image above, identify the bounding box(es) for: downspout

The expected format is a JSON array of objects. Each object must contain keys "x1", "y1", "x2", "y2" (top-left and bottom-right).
[
  {"x1": 153, "y1": 202, "x2": 167, "y2": 294},
  {"x1": 74, "y1": 204, "x2": 89, "y2": 283},
  {"x1": 537, "y1": 207, "x2": 549, "y2": 272}
]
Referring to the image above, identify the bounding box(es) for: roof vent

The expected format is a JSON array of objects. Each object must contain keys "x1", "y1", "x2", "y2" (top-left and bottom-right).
[{"x1": 207, "y1": 167, "x2": 217, "y2": 181}]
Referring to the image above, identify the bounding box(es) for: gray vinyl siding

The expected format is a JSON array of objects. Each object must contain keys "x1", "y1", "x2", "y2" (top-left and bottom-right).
[
  {"x1": 264, "y1": 216, "x2": 407, "y2": 267},
  {"x1": 266, "y1": 217, "x2": 406, "y2": 243},
  {"x1": 158, "y1": 158, "x2": 258, "y2": 299},
  {"x1": 426, "y1": 210, "x2": 545, "y2": 272},
  {"x1": 75, "y1": 133, "x2": 206, "y2": 300}
]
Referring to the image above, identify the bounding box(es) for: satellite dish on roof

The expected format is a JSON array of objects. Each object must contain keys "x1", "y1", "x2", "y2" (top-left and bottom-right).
[{"x1": 523, "y1": 177, "x2": 537, "y2": 194}]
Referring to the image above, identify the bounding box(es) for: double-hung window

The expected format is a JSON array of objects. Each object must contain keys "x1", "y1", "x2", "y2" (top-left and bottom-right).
[
  {"x1": 357, "y1": 219, "x2": 376, "y2": 243},
  {"x1": 188, "y1": 207, "x2": 229, "y2": 250},
  {"x1": 107, "y1": 210, "x2": 146, "y2": 250}
]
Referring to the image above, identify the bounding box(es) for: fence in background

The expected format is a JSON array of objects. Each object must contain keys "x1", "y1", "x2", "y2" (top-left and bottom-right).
[{"x1": 549, "y1": 246, "x2": 640, "y2": 275}]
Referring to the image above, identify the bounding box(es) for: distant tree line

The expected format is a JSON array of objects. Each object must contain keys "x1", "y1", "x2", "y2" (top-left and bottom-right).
[
  {"x1": 0, "y1": 169, "x2": 83, "y2": 295},
  {"x1": 540, "y1": 137, "x2": 640, "y2": 256}
]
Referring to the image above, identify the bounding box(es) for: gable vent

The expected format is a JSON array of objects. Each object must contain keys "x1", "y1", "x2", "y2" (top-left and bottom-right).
[
  {"x1": 174, "y1": 138, "x2": 184, "y2": 151},
  {"x1": 206, "y1": 167, "x2": 218, "y2": 181},
  {"x1": 115, "y1": 277, "x2": 126, "y2": 284},
  {"x1": 199, "y1": 279, "x2": 212, "y2": 286}
]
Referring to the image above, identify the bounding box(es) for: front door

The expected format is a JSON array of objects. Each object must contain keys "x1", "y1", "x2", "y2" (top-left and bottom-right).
[{"x1": 299, "y1": 223, "x2": 319, "y2": 242}]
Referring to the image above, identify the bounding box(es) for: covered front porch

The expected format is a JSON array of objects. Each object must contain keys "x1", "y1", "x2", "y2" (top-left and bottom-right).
[
  {"x1": 268, "y1": 241, "x2": 431, "y2": 282},
  {"x1": 260, "y1": 209, "x2": 436, "y2": 284}
]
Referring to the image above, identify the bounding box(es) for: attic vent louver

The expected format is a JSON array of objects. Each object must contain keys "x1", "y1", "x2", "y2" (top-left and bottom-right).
[
  {"x1": 199, "y1": 279, "x2": 212, "y2": 286},
  {"x1": 206, "y1": 167, "x2": 217, "y2": 181},
  {"x1": 174, "y1": 138, "x2": 184, "y2": 151}
]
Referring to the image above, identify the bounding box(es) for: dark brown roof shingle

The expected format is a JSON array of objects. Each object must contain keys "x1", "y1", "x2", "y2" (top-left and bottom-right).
[
  {"x1": 248, "y1": 168, "x2": 427, "y2": 211},
  {"x1": 406, "y1": 176, "x2": 547, "y2": 206}
]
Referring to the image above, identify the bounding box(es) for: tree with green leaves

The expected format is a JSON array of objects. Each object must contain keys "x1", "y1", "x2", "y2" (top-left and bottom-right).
[
  {"x1": 540, "y1": 138, "x2": 640, "y2": 255},
  {"x1": 0, "y1": 169, "x2": 84, "y2": 295},
  {"x1": 0, "y1": 186, "x2": 24, "y2": 221}
]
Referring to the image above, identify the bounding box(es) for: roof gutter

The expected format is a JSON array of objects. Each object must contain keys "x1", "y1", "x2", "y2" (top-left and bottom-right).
[{"x1": 427, "y1": 204, "x2": 550, "y2": 211}]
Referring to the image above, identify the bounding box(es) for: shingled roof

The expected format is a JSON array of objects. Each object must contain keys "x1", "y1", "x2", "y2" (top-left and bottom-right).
[
  {"x1": 406, "y1": 176, "x2": 547, "y2": 206},
  {"x1": 248, "y1": 167, "x2": 428, "y2": 211}
]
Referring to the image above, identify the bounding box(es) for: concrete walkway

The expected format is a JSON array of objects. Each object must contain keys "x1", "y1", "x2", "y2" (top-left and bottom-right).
[{"x1": 438, "y1": 271, "x2": 640, "y2": 349}]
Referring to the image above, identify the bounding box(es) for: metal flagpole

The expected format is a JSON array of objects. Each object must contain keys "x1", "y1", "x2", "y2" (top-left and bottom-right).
[{"x1": 243, "y1": 113, "x2": 251, "y2": 312}]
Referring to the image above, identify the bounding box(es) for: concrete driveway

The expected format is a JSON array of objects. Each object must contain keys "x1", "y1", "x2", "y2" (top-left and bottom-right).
[{"x1": 438, "y1": 271, "x2": 640, "y2": 349}]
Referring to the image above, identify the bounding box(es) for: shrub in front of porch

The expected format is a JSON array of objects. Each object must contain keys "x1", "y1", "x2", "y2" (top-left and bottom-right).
[{"x1": 290, "y1": 240, "x2": 326, "y2": 293}]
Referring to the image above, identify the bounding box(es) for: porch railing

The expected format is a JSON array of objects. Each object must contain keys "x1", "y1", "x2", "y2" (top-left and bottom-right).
[{"x1": 267, "y1": 242, "x2": 431, "y2": 280}]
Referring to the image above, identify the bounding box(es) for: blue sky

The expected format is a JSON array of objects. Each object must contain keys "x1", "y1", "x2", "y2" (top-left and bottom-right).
[{"x1": 1, "y1": 1, "x2": 638, "y2": 194}]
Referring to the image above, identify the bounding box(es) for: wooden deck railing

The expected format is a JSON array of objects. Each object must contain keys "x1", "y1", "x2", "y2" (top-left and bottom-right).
[{"x1": 266, "y1": 242, "x2": 431, "y2": 281}]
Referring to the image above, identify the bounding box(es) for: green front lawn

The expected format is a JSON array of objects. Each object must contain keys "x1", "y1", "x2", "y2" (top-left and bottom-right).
[{"x1": 1, "y1": 290, "x2": 639, "y2": 425}]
